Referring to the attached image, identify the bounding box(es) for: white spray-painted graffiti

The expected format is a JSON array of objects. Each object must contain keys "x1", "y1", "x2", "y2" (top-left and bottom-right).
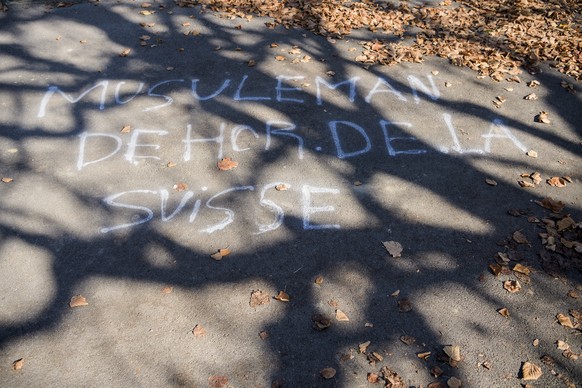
[{"x1": 36, "y1": 72, "x2": 528, "y2": 234}]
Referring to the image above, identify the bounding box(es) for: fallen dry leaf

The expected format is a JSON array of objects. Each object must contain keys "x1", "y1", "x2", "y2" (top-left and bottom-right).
[
  {"x1": 522, "y1": 361, "x2": 542, "y2": 381},
  {"x1": 417, "y1": 351, "x2": 431, "y2": 360},
  {"x1": 390, "y1": 289, "x2": 400, "y2": 297},
  {"x1": 444, "y1": 82, "x2": 452, "y2": 87},
  {"x1": 367, "y1": 373, "x2": 380, "y2": 383},
  {"x1": 518, "y1": 180, "x2": 535, "y2": 188},
  {"x1": 359, "y1": 341, "x2": 371, "y2": 353},
  {"x1": 161, "y1": 286, "x2": 173, "y2": 294},
  {"x1": 312, "y1": 314, "x2": 331, "y2": 331},
  {"x1": 208, "y1": 375, "x2": 228, "y2": 388},
  {"x1": 530, "y1": 171, "x2": 542, "y2": 184},
  {"x1": 166, "y1": 161, "x2": 176, "y2": 168},
  {"x1": 443, "y1": 345, "x2": 461, "y2": 362},
  {"x1": 547, "y1": 177, "x2": 567, "y2": 187},
  {"x1": 400, "y1": 335, "x2": 416, "y2": 345},
  {"x1": 247, "y1": 59, "x2": 256, "y2": 67},
  {"x1": 524, "y1": 93, "x2": 538, "y2": 100},
  {"x1": 513, "y1": 264, "x2": 531, "y2": 275},
  {"x1": 1, "y1": 177, "x2": 13, "y2": 183},
  {"x1": 69, "y1": 295, "x2": 88, "y2": 308},
  {"x1": 537, "y1": 111, "x2": 551, "y2": 124},
  {"x1": 335, "y1": 309, "x2": 349, "y2": 321},
  {"x1": 526, "y1": 150, "x2": 538, "y2": 158},
  {"x1": 382, "y1": 241, "x2": 403, "y2": 257},
  {"x1": 557, "y1": 340, "x2": 570, "y2": 350},
  {"x1": 12, "y1": 358, "x2": 23, "y2": 370},
  {"x1": 119, "y1": 48, "x2": 131, "y2": 57},
  {"x1": 314, "y1": 275, "x2": 324, "y2": 285},
  {"x1": 556, "y1": 313, "x2": 575, "y2": 328},
  {"x1": 320, "y1": 367, "x2": 336, "y2": 379},
  {"x1": 536, "y1": 197, "x2": 565, "y2": 213},
  {"x1": 567, "y1": 289, "x2": 580, "y2": 299},
  {"x1": 513, "y1": 231, "x2": 529, "y2": 244},
  {"x1": 533, "y1": 339, "x2": 540, "y2": 347},
  {"x1": 275, "y1": 55, "x2": 285, "y2": 61},
  {"x1": 274, "y1": 290, "x2": 290, "y2": 302},
  {"x1": 192, "y1": 324, "x2": 206, "y2": 337},
  {"x1": 489, "y1": 263, "x2": 503, "y2": 276},
  {"x1": 275, "y1": 183, "x2": 288, "y2": 191},
  {"x1": 173, "y1": 182, "x2": 188, "y2": 192},
  {"x1": 259, "y1": 330, "x2": 269, "y2": 340},
  {"x1": 120, "y1": 125, "x2": 131, "y2": 133},
  {"x1": 503, "y1": 280, "x2": 522, "y2": 293},
  {"x1": 485, "y1": 178, "x2": 498, "y2": 186},
  {"x1": 498, "y1": 307, "x2": 510, "y2": 318},
  {"x1": 249, "y1": 289, "x2": 270, "y2": 308},
  {"x1": 397, "y1": 298, "x2": 412, "y2": 312},
  {"x1": 382, "y1": 366, "x2": 406, "y2": 387},
  {"x1": 217, "y1": 157, "x2": 238, "y2": 171},
  {"x1": 431, "y1": 366, "x2": 444, "y2": 378},
  {"x1": 210, "y1": 248, "x2": 230, "y2": 261}
]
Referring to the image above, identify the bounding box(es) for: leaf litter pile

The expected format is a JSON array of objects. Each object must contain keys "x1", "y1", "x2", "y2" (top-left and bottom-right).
[{"x1": 176, "y1": 0, "x2": 582, "y2": 80}]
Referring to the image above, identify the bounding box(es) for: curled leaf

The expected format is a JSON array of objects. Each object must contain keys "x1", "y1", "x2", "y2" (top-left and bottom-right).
[
  {"x1": 192, "y1": 324, "x2": 206, "y2": 337},
  {"x1": 274, "y1": 290, "x2": 290, "y2": 302},
  {"x1": 359, "y1": 341, "x2": 371, "y2": 353},
  {"x1": 498, "y1": 307, "x2": 510, "y2": 318},
  {"x1": 12, "y1": 358, "x2": 24, "y2": 370},
  {"x1": 503, "y1": 280, "x2": 522, "y2": 293},
  {"x1": 556, "y1": 313, "x2": 575, "y2": 328},
  {"x1": 217, "y1": 157, "x2": 238, "y2": 171}
]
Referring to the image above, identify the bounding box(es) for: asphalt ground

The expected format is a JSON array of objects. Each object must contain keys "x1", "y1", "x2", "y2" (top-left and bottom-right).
[{"x1": 0, "y1": 1, "x2": 581, "y2": 387}]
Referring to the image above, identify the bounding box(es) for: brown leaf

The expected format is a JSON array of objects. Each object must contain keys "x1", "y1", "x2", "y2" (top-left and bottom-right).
[
  {"x1": 217, "y1": 157, "x2": 238, "y2": 171},
  {"x1": 166, "y1": 161, "x2": 176, "y2": 168},
  {"x1": 530, "y1": 171, "x2": 542, "y2": 184},
  {"x1": 173, "y1": 182, "x2": 188, "y2": 192},
  {"x1": 120, "y1": 125, "x2": 131, "y2": 133},
  {"x1": 417, "y1": 351, "x2": 431, "y2": 360},
  {"x1": 557, "y1": 313, "x2": 575, "y2": 328},
  {"x1": 247, "y1": 59, "x2": 256, "y2": 67},
  {"x1": 513, "y1": 264, "x2": 531, "y2": 275},
  {"x1": 314, "y1": 275, "x2": 324, "y2": 285},
  {"x1": 119, "y1": 48, "x2": 131, "y2": 57},
  {"x1": 497, "y1": 307, "x2": 510, "y2": 318},
  {"x1": 522, "y1": 361, "x2": 542, "y2": 381},
  {"x1": 210, "y1": 248, "x2": 230, "y2": 261},
  {"x1": 320, "y1": 367, "x2": 336, "y2": 379},
  {"x1": 259, "y1": 330, "x2": 269, "y2": 340},
  {"x1": 327, "y1": 299, "x2": 338, "y2": 308},
  {"x1": 382, "y1": 241, "x2": 403, "y2": 257},
  {"x1": 524, "y1": 93, "x2": 538, "y2": 100},
  {"x1": 359, "y1": 341, "x2": 371, "y2": 353},
  {"x1": 274, "y1": 290, "x2": 290, "y2": 302},
  {"x1": 12, "y1": 358, "x2": 23, "y2": 370},
  {"x1": 485, "y1": 178, "x2": 497, "y2": 186},
  {"x1": 398, "y1": 298, "x2": 412, "y2": 312},
  {"x1": 430, "y1": 366, "x2": 444, "y2": 377},
  {"x1": 161, "y1": 286, "x2": 173, "y2": 294},
  {"x1": 503, "y1": 279, "x2": 522, "y2": 293},
  {"x1": 69, "y1": 295, "x2": 88, "y2": 308},
  {"x1": 275, "y1": 183, "x2": 288, "y2": 191},
  {"x1": 312, "y1": 314, "x2": 331, "y2": 331},
  {"x1": 249, "y1": 289, "x2": 270, "y2": 308},
  {"x1": 367, "y1": 373, "x2": 380, "y2": 383},
  {"x1": 547, "y1": 177, "x2": 567, "y2": 187},
  {"x1": 536, "y1": 111, "x2": 550, "y2": 124},
  {"x1": 567, "y1": 289, "x2": 580, "y2": 299},
  {"x1": 1, "y1": 177, "x2": 13, "y2": 183},
  {"x1": 540, "y1": 355, "x2": 555, "y2": 365},
  {"x1": 193, "y1": 324, "x2": 206, "y2": 337},
  {"x1": 400, "y1": 335, "x2": 416, "y2": 345},
  {"x1": 537, "y1": 197, "x2": 565, "y2": 213},
  {"x1": 512, "y1": 231, "x2": 529, "y2": 244},
  {"x1": 518, "y1": 180, "x2": 535, "y2": 188},
  {"x1": 275, "y1": 55, "x2": 286, "y2": 61},
  {"x1": 428, "y1": 382, "x2": 446, "y2": 388},
  {"x1": 335, "y1": 309, "x2": 349, "y2": 321},
  {"x1": 208, "y1": 375, "x2": 228, "y2": 388},
  {"x1": 489, "y1": 263, "x2": 503, "y2": 276}
]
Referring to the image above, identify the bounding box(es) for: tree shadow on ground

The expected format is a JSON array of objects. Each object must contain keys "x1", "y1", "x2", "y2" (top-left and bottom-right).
[{"x1": 0, "y1": 1, "x2": 581, "y2": 387}]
